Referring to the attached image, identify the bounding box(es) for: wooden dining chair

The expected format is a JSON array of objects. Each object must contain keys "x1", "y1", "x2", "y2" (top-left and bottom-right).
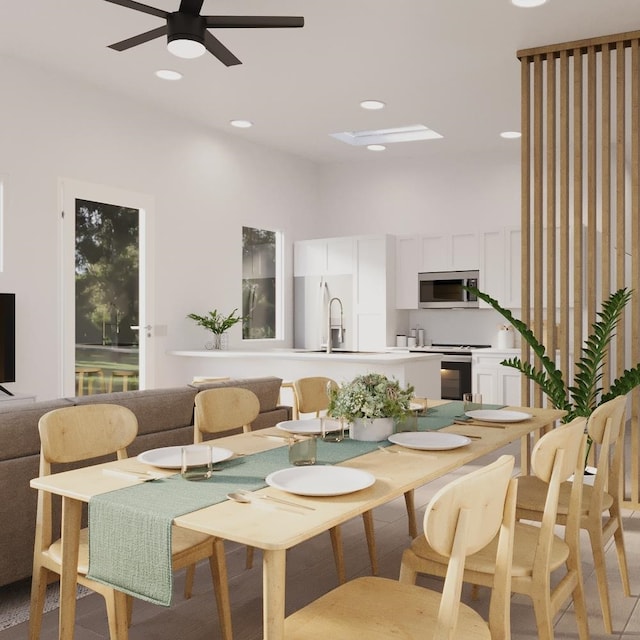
[
  {"x1": 516, "y1": 395, "x2": 630, "y2": 634},
  {"x1": 193, "y1": 386, "x2": 261, "y2": 570},
  {"x1": 399, "y1": 416, "x2": 590, "y2": 640},
  {"x1": 284, "y1": 454, "x2": 517, "y2": 640},
  {"x1": 29, "y1": 404, "x2": 233, "y2": 640},
  {"x1": 292, "y1": 376, "x2": 380, "y2": 582}
]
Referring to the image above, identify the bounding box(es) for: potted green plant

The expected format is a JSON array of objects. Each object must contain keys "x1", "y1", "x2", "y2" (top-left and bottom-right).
[
  {"x1": 187, "y1": 308, "x2": 244, "y2": 350},
  {"x1": 467, "y1": 286, "x2": 640, "y2": 462},
  {"x1": 327, "y1": 373, "x2": 414, "y2": 441}
]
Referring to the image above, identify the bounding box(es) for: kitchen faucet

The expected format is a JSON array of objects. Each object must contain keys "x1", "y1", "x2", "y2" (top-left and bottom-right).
[{"x1": 326, "y1": 297, "x2": 344, "y2": 353}]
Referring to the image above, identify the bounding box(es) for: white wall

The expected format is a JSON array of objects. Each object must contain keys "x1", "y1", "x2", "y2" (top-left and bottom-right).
[{"x1": 0, "y1": 54, "x2": 319, "y2": 400}]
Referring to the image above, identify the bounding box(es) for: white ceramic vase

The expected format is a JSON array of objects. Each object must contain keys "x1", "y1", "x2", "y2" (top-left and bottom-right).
[{"x1": 349, "y1": 417, "x2": 395, "y2": 442}]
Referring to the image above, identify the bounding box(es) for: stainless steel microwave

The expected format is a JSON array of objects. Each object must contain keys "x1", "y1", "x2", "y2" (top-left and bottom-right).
[{"x1": 418, "y1": 270, "x2": 480, "y2": 309}]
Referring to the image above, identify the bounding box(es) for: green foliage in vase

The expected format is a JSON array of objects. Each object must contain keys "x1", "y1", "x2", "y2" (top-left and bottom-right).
[
  {"x1": 466, "y1": 286, "x2": 640, "y2": 423},
  {"x1": 187, "y1": 308, "x2": 244, "y2": 335},
  {"x1": 327, "y1": 373, "x2": 414, "y2": 422}
]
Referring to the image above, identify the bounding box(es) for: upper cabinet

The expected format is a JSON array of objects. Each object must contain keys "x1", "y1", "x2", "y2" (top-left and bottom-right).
[
  {"x1": 419, "y1": 233, "x2": 479, "y2": 272},
  {"x1": 293, "y1": 237, "x2": 355, "y2": 277},
  {"x1": 395, "y1": 235, "x2": 420, "y2": 309}
]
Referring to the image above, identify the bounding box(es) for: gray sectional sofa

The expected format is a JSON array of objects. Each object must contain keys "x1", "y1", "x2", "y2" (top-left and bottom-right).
[{"x1": 0, "y1": 376, "x2": 291, "y2": 588}]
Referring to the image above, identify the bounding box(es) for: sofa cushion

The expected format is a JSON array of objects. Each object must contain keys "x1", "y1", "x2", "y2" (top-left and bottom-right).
[
  {"x1": 72, "y1": 387, "x2": 198, "y2": 436},
  {"x1": 189, "y1": 376, "x2": 282, "y2": 413},
  {"x1": 0, "y1": 399, "x2": 75, "y2": 461}
]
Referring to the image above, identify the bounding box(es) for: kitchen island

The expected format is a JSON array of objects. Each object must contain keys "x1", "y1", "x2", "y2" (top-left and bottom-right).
[{"x1": 168, "y1": 349, "x2": 442, "y2": 399}]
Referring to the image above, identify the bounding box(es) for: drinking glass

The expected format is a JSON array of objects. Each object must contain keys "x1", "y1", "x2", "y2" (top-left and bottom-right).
[
  {"x1": 463, "y1": 393, "x2": 483, "y2": 413},
  {"x1": 288, "y1": 436, "x2": 317, "y2": 466},
  {"x1": 321, "y1": 416, "x2": 345, "y2": 442},
  {"x1": 181, "y1": 444, "x2": 213, "y2": 481}
]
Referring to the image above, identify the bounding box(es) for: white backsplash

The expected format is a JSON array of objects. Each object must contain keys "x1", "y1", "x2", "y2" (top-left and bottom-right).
[{"x1": 404, "y1": 308, "x2": 521, "y2": 348}]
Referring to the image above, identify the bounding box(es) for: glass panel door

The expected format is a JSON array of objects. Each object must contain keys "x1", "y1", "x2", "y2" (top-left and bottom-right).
[{"x1": 61, "y1": 180, "x2": 155, "y2": 397}]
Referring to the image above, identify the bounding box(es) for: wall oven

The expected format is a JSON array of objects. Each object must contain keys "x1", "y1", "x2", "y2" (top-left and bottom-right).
[
  {"x1": 418, "y1": 270, "x2": 480, "y2": 309},
  {"x1": 411, "y1": 344, "x2": 490, "y2": 400}
]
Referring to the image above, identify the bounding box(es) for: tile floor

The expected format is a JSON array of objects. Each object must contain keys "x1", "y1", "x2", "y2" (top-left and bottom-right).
[{"x1": 2, "y1": 442, "x2": 639, "y2": 639}]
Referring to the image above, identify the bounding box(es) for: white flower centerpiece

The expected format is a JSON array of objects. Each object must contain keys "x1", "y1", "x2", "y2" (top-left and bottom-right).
[{"x1": 327, "y1": 373, "x2": 414, "y2": 442}]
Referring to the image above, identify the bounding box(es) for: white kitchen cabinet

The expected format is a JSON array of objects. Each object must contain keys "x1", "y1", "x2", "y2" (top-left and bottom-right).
[
  {"x1": 354, "y1": 235, "x2": 396, "y2": 349},
  {"x1": 472, "y1": 349, "x2": 522, "y2": 406},
  {"x1": 293, "y1": 238, "x2": 354, "y2": 277},
  {"x1": 478, "y1": 229, "x2": 504, "y2": 308},
  {"x1": 395, "y1": 235, "x2": 420, "y2": 309},
  {"x1": 419, "y1": 232, "x2": 479, "y2": 273}
]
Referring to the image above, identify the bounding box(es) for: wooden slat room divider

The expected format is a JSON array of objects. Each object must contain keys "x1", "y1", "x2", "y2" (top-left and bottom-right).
[{"x1": 518, "y1": 31, "x2": 640, "y2": 507}]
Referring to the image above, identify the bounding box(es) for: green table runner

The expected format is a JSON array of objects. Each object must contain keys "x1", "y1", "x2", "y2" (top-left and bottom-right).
[{"x1": 86, "y1": 401, "x2": 503, "y2": 606}]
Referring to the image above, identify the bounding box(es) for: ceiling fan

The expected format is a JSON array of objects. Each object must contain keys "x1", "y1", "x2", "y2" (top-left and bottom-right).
[{"x1": 104, "y1": 0, "x2": 304, "y2": 66}]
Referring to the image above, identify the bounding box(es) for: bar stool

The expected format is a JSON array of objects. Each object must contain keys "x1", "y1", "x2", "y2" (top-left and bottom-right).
[
  {"x1": 75, "y1": 368, "x2": 105, "y2": 396},
  {"x1": 108, "y1": 370, "x2": 137, "y2": 392}
]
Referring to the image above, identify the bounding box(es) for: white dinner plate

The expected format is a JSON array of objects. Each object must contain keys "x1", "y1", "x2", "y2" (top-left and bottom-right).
[
  {"x1": 388, "y1": 432, "x2": 471, "y2": 450},
  {"x1": 265, "y1": 466, "x2": 375, "y2": 497},
  {"x1": 276, "y1": 418, "x2": 341, "y2": 435},
  {"x1": 465, "y1": 409, "x2": 532, "y2": 423},
  {"x1": 137, "y1": 445, "x2": 234, "y2": 469}
]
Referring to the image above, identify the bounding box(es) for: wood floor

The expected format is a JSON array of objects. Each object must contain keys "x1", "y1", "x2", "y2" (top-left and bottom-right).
[{"x1": 3, "y1": 442, "x2": 640, "y2": 639}]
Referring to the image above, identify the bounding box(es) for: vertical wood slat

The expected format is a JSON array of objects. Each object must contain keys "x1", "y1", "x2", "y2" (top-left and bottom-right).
[
  {"x1": 521, "y1": 57, "x2": 532, "y2": 407},
  {"x1": 559, "y1": 51, "x2": 570, "y2": 381},
  {"x1": 631, "y1": 39, "x2": 640, "y2": 505},
  {"x1": 573, "y1": 51, "x2": 584, "y2": 381},
  {"x1": 533, "y1": 55, "x2": 544, "y2": 407},
  {"x1": 546, "y1": 55, "x2": 557, "y2": 362},
  {"x1": 586, "y1": 46, "x2": 598, "y2": 327},
  {"x1": 601, "y1": 45, "x2": 611, "y2": 389},
  {"x1": 616, "y1": 42, "x2": 626, "y2": 375}
]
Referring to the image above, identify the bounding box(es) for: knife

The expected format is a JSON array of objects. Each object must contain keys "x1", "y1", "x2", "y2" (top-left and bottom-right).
[{"x1": 452, "y1": 419, "x2": 509, "y2": 429}]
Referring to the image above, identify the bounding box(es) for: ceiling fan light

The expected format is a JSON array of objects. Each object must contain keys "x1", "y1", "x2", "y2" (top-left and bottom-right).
[{"x1": 167, "y1": 37, "x2": 205, "y2": 59}]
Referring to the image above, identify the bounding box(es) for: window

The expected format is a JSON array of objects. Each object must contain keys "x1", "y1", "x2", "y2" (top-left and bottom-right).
[{"x1": 242, "y1": 226, "x2": 281, "y2": 340}]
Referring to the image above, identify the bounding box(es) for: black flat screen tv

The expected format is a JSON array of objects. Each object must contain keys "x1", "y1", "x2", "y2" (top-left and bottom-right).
[{"x1": 0, "y1": 293, "x2": 15, "y2": 395}]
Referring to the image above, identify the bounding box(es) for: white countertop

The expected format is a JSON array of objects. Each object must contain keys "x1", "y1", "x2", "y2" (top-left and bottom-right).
[{"x1": 169, "y1": 349, "x2": 442, "y2": 364}]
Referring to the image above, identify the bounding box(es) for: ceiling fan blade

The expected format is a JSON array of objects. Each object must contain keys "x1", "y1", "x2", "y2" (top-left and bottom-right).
[
  {"x1": 204, "y1": 31, "x2": 241, "y2": 66},
  {"x1": 179, "y1": 0, "x2": 205, "y2": 15},
  {"x1": 204, "y1": 16, "x2": 304, "y2": 29},
  {"x1": 108, "y1": 25, "x2": 168, "y2": 51},
  {"x1": 103, "y1": 0, "x2": 167, "y2": 19}
]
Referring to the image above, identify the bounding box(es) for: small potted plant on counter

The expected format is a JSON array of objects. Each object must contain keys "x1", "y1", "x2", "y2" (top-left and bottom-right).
[
  {"x1": 327, "y1": 372, "x2": 414, "y2": 441},
  {"x1": 187, "y1": 308, "x2": 244, "y2": 350}
]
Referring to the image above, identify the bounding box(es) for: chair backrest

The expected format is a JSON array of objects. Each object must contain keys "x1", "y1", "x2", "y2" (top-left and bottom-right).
[
  {"x1": 293, "y1": 377, "x2": 338, "y2": 416},
  {"x1": 529, "y1": 417, "x2": 587, "y2": 578},
  {"x1": 586, "y1": 394, "x2": 628, "y2": 507},
  {"x1": 35, "y1": 404, "x2": 138, "y2": 552},
  {"x1": 194, "y1": 387, "x2": 260, "y2": 442},
  {"x1": 424, "y1": 454, "x2": 516, "y2": 640},
  {"x1": 38, "y1": 404, "x2": 138, "y2": 471}
]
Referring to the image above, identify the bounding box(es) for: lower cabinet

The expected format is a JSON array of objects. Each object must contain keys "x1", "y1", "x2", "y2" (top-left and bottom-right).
[{"x1": 472, "y1": 350, "x2": 522, "y2": 406}]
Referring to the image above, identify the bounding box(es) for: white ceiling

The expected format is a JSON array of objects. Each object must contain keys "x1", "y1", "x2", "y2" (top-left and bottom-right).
[{"x1": 2, "y1": 0, "x2": 640, "y2": 164}]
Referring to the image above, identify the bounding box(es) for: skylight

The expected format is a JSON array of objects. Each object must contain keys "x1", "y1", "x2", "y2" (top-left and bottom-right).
[{"x1": 330, "y1": 124, "x2": 443, "y2": 147}]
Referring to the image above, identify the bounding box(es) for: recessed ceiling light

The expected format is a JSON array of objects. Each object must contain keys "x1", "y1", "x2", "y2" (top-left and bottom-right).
[
  {"x1": 500, "y1": 131, "x2": 522, "y2": 139},
  {"x1": 360, "y1": 100, "x2": 386, "y2": 110},
  {"x1": 331, "y1": 124, "x2": 443, "y2": 147},
  {"x1": 230, "y1": 120, "x2": 253, "y2": 129},
  {"x1": 511, "y1": 0, "x2": 548, "y2": 7},
  {"x1": 155, "y1": 69, "x2": 183, "y2": 81},
  {"x1": 367, "y1": 144, "x2": 386, "y2": 151}
]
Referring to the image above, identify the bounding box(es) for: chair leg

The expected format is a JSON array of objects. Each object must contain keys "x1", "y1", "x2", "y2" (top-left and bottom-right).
[
  {"x1": 28, "y1": 565, "x2": 49, "y2": 640},
  {"x1": 361, "y1": 510, "x2": 378, "y2": 575},
  {"x1": 398, "y1": 548, "x2": 419, "y2": 585},
  {"x1": 530, "y1": 589, "x2": 554, "y2": 640},
  {"x1": 103, "y1": 588, "x2": 130, "y2": 640},
  {"x1": 209, "y1": 538, "x2": 233, "y2": 640},
  {"x1": 404, "y1": 490, "x2": 418, "y2": 538},
  {"x1": 245, "y1": 546, "x2": 255, "y2": 569},
  {"x1": 589, "y1": 526, "x2": 614, "y2": 634},
  {"x1": 611, "y1": 514, "x2": 632, "y2": 597},
  {"x1": 329, "y1": 526, "x2": 346, "y2": 584},
  {"x1": 184, "y1": 563, "x2": 196, "y2": 599}
]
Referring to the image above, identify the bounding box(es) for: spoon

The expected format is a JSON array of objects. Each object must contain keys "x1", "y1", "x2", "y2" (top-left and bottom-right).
[{"x1": 227, "y1": 490, "x2": 315, "y2": 511}]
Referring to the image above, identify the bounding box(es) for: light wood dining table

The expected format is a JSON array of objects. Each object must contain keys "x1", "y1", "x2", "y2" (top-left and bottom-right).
[{"x1": 30, "y1": 404, "x2": 564, "y2": 640}]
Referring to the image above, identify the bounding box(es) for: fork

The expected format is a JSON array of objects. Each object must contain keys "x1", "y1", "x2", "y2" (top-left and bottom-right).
[{"x1": 236, "y1": 488, "x2": 316, "y2": 511}]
